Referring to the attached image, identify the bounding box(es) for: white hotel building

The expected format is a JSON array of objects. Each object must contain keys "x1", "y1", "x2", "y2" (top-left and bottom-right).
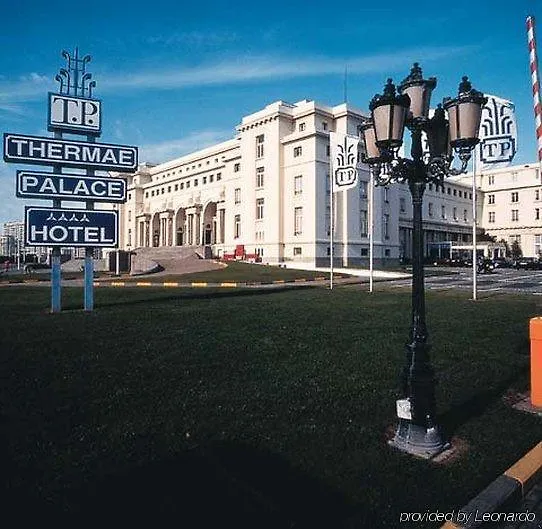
[{"x1": 118, "y1": 99, "x2": 542, "y2": 265}]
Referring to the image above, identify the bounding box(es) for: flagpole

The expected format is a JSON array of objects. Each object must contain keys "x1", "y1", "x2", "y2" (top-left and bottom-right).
[
  {"x1": 369, "y1": 168, "x2": 374, "y2": 293},
  {"x1": 330, "y1": 163, "x2": 334, "y2": 290},
  {"x1": 472, "y1": 154, "x2": 478, "y2": 301}
]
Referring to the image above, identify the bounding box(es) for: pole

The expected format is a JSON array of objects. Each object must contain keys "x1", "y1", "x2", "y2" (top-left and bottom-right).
[
  {"x1": 51, "y1": 131, "x2": 63, "y2": 313},
  {"x1": 369, "y1": 169, "x2": 375, "y2": 293},
  {"x1": 390, "y1": 128, "x2": 444, "y2": 458},
  {"x1": 84, "y1": 134, "x2": 96, "y2": 312},
  {"x1": 472, "y1": 155, "x2": 478, "y2": 301},
  {"x1": 330, "y1": 166, "x2": 334, "y2": 290}
]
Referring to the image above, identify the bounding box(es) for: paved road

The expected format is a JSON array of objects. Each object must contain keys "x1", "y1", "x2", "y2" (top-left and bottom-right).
[{"x1": 384, "y1": 267, "x2": 542, "y2": 296}]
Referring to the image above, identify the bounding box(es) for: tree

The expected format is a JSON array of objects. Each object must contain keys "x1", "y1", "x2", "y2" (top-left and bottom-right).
[{"x1": 510, "y1": 239, "x2": 522, "y2": 260}]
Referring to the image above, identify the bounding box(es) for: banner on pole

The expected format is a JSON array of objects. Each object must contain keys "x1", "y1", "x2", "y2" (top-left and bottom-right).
[
  {"x1": 477, "y1": 94, "x2": 517, "y2": 170},
  {"x1": 330, "y1": 132, "x2": 359, "y2": 192}
]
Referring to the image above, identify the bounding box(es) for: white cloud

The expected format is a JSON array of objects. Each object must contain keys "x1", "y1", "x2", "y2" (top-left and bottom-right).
[
  {"x1": 140, "y1": 129, "x2": 233, "y2": 164},
  {"x1": 102, "y1": 45, "x2": 476, "y2": 92},
  {"x1": 0, "y1": 45, "x2": 476, "y2": 111}
]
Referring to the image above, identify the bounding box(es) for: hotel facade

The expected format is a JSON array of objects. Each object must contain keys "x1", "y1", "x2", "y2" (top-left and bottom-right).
[{"x1": 117, "y1": 99, "x2": 542, "y2": 265}]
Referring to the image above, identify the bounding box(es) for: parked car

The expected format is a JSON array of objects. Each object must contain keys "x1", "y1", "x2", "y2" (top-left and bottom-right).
[
  {"x1": 513, "y1": 257, "x2": 542, "y2": 270},
  {"x1": 24, "y1": 263, "x2": 51, "y2": 274},
  {"x1": 477, "y1": 258, "x2": 495, "y2": 273},
  {"x1": 492, "y1": 257, "x2": 513, "y2": 268}
]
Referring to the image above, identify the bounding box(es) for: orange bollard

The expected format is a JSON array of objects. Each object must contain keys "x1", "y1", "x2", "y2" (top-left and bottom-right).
[{"x1": 529, "y1": 317, "x2": 542, "y2": 408}]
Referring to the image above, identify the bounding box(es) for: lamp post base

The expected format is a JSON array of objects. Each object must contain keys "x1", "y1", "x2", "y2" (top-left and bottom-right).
[{"x1": 388, "y1": 419, "x2": 448, "y2": 459}]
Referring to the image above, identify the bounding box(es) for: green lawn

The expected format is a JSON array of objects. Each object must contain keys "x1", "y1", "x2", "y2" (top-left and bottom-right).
[{"x1": 1, "y1": 285, "x2": 540, "y2": 527}]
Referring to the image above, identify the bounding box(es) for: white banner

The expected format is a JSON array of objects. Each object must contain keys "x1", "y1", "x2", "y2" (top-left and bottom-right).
[
  {"x1": 330, "y1": 131, "x2": 359, "y2": 192},
  {"x1": 477, "y1": 94, "x2": 517, "y2": 170}
]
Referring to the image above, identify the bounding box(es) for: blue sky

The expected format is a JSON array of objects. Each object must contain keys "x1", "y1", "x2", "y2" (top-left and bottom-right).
[{"x1": 1, "y1": 0, "x2": 540, "y2": 226}]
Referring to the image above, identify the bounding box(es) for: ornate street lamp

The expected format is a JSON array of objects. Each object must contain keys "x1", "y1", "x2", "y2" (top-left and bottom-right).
[{"x1": 361, "y1": 63, "x2": 487, "y2": 458}]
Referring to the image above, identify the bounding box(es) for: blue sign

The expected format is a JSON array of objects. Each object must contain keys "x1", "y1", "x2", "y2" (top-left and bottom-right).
[
  {"x1": 17, "y1": 171, "x2": 127, "y2": 202},
  {"x1": 4, "y1": 133, "x2": 138, "y2": 172},
  {"x1": 48, "y1": 93, "x2": 102, "y2": 136},
  {"x1": 25, "y1": 206, "x2": 118, "y2": 247}
]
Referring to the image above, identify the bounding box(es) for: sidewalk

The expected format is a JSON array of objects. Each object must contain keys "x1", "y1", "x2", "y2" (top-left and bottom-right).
[
  {"x1": 280, "y1": 262, "x2": 411, "y2": 280},
  {"x1": 442, "y1": 442, "x2": 542, "y2": 529}
]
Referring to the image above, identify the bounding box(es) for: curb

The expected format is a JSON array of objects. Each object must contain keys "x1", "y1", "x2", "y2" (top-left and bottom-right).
[
  {"x1": 441, "y1": 441, "x2": 542, "y2": 528},
  {"x1": 92, "y1": 276, "x2": 331, "y2": 288}
]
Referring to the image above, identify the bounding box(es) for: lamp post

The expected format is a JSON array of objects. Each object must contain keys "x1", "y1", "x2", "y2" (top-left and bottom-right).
[{"x1": 360, "y1": 63, "x2": 486, "y2": 458}]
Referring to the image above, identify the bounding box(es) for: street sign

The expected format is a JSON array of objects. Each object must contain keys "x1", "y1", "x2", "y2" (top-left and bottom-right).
[
  {"x1": 25, "y1": 206, "x2": 118, "y2": 247},
  {"x1": 4, "y1": 133, "x2": 138, "y2": 171},
  {"x1": 48, "y1": 93, "x2": 102, "y2": 135},
  {"x1": 16, "y1": 171, "x2": 127, "y2": 202}
]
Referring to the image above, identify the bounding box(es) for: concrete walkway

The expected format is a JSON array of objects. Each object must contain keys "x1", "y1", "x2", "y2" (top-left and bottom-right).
[{"x1": 279, "y1": 262, "x2": 411, "y2": 280}]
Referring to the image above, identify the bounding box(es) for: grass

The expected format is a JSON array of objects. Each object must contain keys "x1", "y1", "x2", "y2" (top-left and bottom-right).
[{"x1": 1, "y1": 284, "x2": 540, "y2": 527}]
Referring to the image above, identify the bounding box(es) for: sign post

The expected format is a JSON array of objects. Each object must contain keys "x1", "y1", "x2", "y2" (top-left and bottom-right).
[{"x1": 3, "y1": 48, "x2": 138, "y2": 313}]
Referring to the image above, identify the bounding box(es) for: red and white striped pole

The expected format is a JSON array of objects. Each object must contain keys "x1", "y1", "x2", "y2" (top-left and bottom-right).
[{"x1": 527, "y1": 15, "x2": 542, "y2": 161}]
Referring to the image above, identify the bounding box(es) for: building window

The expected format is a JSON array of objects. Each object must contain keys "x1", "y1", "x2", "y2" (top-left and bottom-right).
[
  {"x1": 127, "y1": 229, "x2": 132, "y2": 246},
  {"x1": 326, "y1": 145, "x2": 330, "y2": 157},
  {"x1": 294, "y1": 146, "x2": 302, "y2": 157},
  {"x1": 216, "y1": 173, "x2": 222, "y2": 181},
  {"x1": 511, "y1": 191, "x2": 519, "y2": 203},
  {"x1": 194, "y1": 179, "x2": 198, "y2": 187},
  {"x1": 536, "y1": 189, "x2": 540, "y2": 201},
  {"x1": 161, "y1": 188, "x2": 165, "y2": 194},
  {"x1": 175, "y1": 184, "x2": 178, "y2": 191},
  {"x1": 256, "y1": 134, "x2": 264, "y2": 158},
  {"x1": 428, "y1": 202, "x2": 434, "y2": 217},
  {"x1": 299, "y1": 122, "x2": 306, "y2": 132},
  {"x1": 447, "y1": 187, "x2": 451, "y2": 195},
  {"x1": 322, "y1": 122, "x2": 328, "y2": 131},
  {"x1": 383, "y1": 214, "x2": 390, "y2": 239},
  {"x1": 128, "y1": 210, "x2": 132, "y2": 222},
  {"x1": 360, "y1": 210, "x2": 368, "y2": 237},
  {"x1": 453, "y1": 207, "x2": 457, "y2": 220},
  {"x1": 180, "y1": 182, "x2": 184, "y2": 190},
  {"x1": 294, "y1": 247, "x2": 302, "y2": 256},
  {"x1": 209, "y1": 175, "x2": 214, "y2": 183},
  {"x1": 234, "y1": 215, "x2": 241, "y2": 238},
  {"x1": 234, "y1": 163, "x2": 240, "y2": 172},
  {"x1": 294, "y1": 207, "x2": 303, "y2": 235},
  {"x1": 203, "y1": 177, "x2": 207, "y2": 184},
  {"x1": 399, "y1": 197, "x2": 406, "y2": 213},
  {"x1": 535, "y1": 234, "x2": 542, "y2": 256},
  {"x1": 256, "y1": 167, "x2": 264, "y2": 188},
  {"x1": 464, "y1": 209, "x2": 468, "y2": 221},
  {"x1": 167, "y1": 186, "x2": 171, "y2": 193},
  {"x1": 488, "y1": 211, "x2": 495, "y2": 223},
  {"x1": 537, "y1": 208, "x2": 540, "y2": 220},
  {"x1": 186, "y1": 181, "x2": 190, "y2": 188},
  {"x1": 383, "y1": 187, "x2": 389, "y2": 202},
  {"x1": 458, "y1": 190, "x2": 462, "y2": 198},
  {"x1": 256, "y1": 198, "x2": 264, "y2": 220},
  {"x1": 361, "y1": 248, "x2": 368, "y2": 257},
  {"x1": 512, "y1": 209, "x2": 519, "y2": 222},
  {"x1": 441, "y1": 205, "x2": 446, "y2": 219},
  {"x1": 488, "y1": 194, "x2": 495, "y2": 204},
  {"x1": 488, "y1": 175, "x2": 495, "y2": 185},
  {"x1": 326, "y1": 206, "x2": 331, "y2": 236},
  {"x1": 234, "y1": 188, "x2": 241, "y2": 204},
  {"x1": 294, "y1": 175, "x2": 303, "y2": 195},
  {"x1": 453, "y1": 189, "x2": 457, "y2": 196}
]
